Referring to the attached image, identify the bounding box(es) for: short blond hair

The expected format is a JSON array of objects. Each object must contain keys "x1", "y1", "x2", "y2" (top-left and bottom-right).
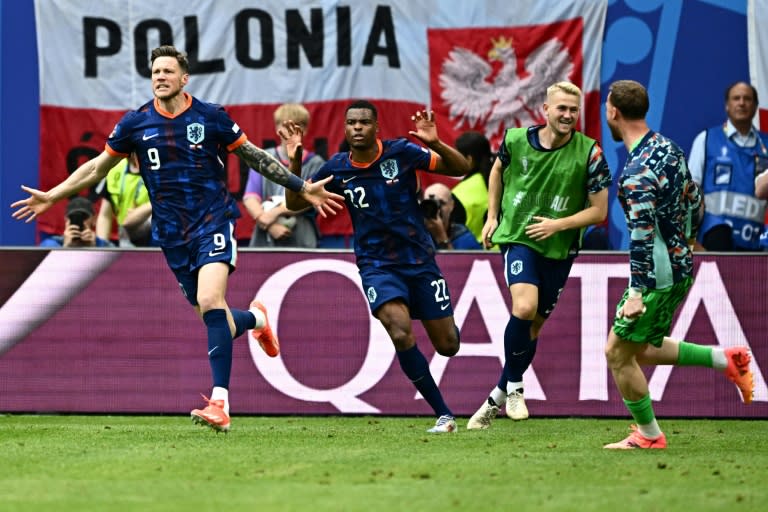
[
  {"x1": 546, "y1": 81, "x2": 582, "y2": 101},
  {"x1": 273, "y1": 103, "x2": 310, "y2": 127}
]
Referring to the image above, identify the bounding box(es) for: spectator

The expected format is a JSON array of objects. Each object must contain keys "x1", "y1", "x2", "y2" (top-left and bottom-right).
[
  {"x1": 40, "y1": 196, "x2": 111, "y2": 248},
  {"x1": 243, "y1": 103, "x2": 323, "y2": 248},
  {"x1": 421, "y1": 182, "x2": 481, "y2": 250},
  {"x1": 452, "y1": 130, "x2": 493, "y2": 243},
  {"x1": 688, "y1": 81, "x2": 768, "y2": 251},
  {"x1": 95, "y1": 152, "x2": 153, "y2": 247}
]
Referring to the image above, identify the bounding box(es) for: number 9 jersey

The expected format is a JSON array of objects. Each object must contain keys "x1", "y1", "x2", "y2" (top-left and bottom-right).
[{"x1": 105, "y1": 93, "x2": 245, "y2": 247}]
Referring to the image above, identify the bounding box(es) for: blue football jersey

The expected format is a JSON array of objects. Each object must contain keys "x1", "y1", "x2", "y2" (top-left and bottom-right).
[
  {"x1": 106, "y1": 93, "x2": 244, "y2": 247},
  {"x1": 312, "y1": 138, "x2": 438, "y2": 267}
]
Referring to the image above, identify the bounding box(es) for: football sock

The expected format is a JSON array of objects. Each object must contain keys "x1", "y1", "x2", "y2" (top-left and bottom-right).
[
  {"x1": 231, "y1": 308, "x2": 256, "y2": 339},
  {"x1": 210, "y1": 386, "x2": 230, "y2": 416},
  {"x1": 711, "y1": 348, "x2": 728, "y2": 370},
  {"x1": 203, "y1": 309, "x2": 233, "y2": 389},
  {"x1": 624, "y1": 394, "x2": 662, "y2": 439},
  {"x1": 489, "y1": 386, "x2": 507, "y2": 407},
  {"x1": 504, "y1": 315, "x2": 533, "y2": 382},
  {"x1": 496, "y1": 364, "x2": 508, "y2": 392},
  {"x1": 676, "y1": 341, "x2": 714, "y2": 367},
  {"x1": 522, "y1": 338, "x2": 538, "y2": 369},
  {"x1": 249, "y1": 305, "x2": 267, "y2": 329},
  {"x1": 507, "y1": 381, "x2": 524, "y2": 396},
  {"x1": 397, "y1": 345, "x2": 452, "y2": 417}
]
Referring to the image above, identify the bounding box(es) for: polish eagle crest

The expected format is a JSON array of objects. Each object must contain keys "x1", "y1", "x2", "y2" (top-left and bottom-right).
[{"x1": 439, "y1": 36, "x2": 575, "y2": 142}]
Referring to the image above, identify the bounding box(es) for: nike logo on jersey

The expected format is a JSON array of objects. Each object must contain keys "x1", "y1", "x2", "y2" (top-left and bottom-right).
[
  {"x1": 208, "y1": 346, "x2": 219, "y2": 356},
  {"x1": 342, "y1": 176, "x2": 357, "y2": 184},
  {"x1": 440, "y1": 303, "x2": 450, "y2": 311},
  {"x1": 208, "y1": 250, "x2": 225, "y2": 257},
  {"x1": 142, "y1": 132, "x2": 159, "y2": 141}
]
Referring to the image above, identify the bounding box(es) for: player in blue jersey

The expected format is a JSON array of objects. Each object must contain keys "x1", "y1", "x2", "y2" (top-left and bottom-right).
[
  {"x1": 11, "y1": 45, "x2": 342, "y2": 433},
  {"x1": 287, "y1": 100, "x2": 470, "y2": 433}
]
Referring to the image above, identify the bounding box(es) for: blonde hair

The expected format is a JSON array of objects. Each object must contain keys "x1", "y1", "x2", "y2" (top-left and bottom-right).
[
  {"x1": 273, "y1": 103, "x2": 310, "y2": 126},
  {"x1": 546, "y1": 81, "x2": 582, "y2": 101}
]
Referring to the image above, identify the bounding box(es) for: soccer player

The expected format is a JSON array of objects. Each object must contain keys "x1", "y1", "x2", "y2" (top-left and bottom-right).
[
  {"x1": 11, "y1": 45, "x2": 342, "y2": 433},
  {"x1": 602, "y1": 79, "x2": 753, "y2": 449},
  {"x1": 287, "y1": 100, "x2": 470, "y2": 433},
  {"x1": 467, "y1": 81, "x2": 612, "y2": 429}
]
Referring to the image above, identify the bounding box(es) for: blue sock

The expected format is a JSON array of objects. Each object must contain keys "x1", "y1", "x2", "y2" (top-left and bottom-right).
[
  {"x1": 231, "y1": 308, "x2": 255, "y2": 339},
  {"x1": 203, "y1": 309, "x2": 233, "y2": 389},
  {"x1": 503, "y1": 315, "x2": 533, "y2": 382},
  {"x1": 496, "y1": 364, "x2": 508, "y2": 393},
  {"x1": 522, "y1": 338, "x2": 539, "y2": 370},
  {"x1": 397, "y1": 345, "x2": 452, "y2": 417}
]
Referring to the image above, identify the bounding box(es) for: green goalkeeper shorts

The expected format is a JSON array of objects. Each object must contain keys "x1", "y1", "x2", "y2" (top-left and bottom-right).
[{"x1": 612, "y1": 277, "x2": 693, "y2": 347}]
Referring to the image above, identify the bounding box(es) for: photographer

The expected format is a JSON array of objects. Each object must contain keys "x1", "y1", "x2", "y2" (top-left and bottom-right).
[
  {"x1": 39, "y1": 196, "x2": 111, "y2": 248},
  {"x1": 421, "y1": 183, "x2": 482, "y2": 250}
]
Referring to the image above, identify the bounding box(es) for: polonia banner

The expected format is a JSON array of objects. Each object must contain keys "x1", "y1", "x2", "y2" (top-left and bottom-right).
[
  {"x1": 749, "y1": 0, "x2": 768, "y2": 130},
  {"x1": 34, "y1": 0, "x2": 607, "y2": 238}
]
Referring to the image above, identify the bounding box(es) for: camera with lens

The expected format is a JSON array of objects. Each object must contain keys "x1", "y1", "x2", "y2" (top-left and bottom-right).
[
  {"x1": 419, "y1": 198, "x2": 441, "y2": 219},
  {"x1": 67, "y1": 210, "x2": 88, "y2": 230},
  {"x1": 65, "y1": 197, "x2": 94, "y2": 230}
]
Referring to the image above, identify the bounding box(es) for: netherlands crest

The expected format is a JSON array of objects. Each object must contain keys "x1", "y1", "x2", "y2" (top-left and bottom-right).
[
  {"x1": 187, "y1": 123, "x2": 205, "y2": 145},
  {"x1": 380, "y1": 159, "x2": 399, "y2": 180}
]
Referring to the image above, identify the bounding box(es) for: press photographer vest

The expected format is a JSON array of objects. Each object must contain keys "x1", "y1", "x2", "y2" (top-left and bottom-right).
[{"x1": 699, "y1": 125, "x2": 768, "y2": 250}]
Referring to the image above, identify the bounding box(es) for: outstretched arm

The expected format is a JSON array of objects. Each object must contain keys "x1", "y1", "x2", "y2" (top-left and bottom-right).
[
  {"x1": 11, "y1": 150, "x2": 122, "y2": 223},
  {"x1": 408, "y1": 109, "x2": 470, "y2": 177},
  {"x1": 233, "y1": 140, "x2": 308, "y2": 193},
  {"x1": 235, "y1": 128, "x2": 343, "y2": 218}
]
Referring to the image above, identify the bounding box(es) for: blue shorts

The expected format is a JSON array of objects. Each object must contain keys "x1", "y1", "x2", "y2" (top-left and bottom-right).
[
  {"x1": 500, "y1": 243, "x2": 574, "y2": 318},
  {"x1": 358, "y1": 261, "x2": 454, "y2": 320},
  {"x1": 161, "y1": 221, "x2": 238, "y2": 306}
]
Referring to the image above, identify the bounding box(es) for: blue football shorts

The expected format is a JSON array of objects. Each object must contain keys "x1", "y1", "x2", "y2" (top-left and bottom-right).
[
  {"x1": 358, "y1": 261, "x2": 454, "y2": 320},
  {"x1": 499, "y1": 243, "x2": 574, "y2": 318},
  {"x1": 161, "y1": 221, "x2": 238, "y2": 306}
]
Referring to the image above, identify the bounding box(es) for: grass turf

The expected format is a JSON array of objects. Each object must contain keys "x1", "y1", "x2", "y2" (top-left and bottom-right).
[{"x1": 1, "y1": 415, "x2": 765, "y2": 511}]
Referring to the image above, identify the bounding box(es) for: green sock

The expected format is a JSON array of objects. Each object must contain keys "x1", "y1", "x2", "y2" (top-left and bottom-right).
[
  {"x1": 677, "y1": 341, "x2": 714, "y2": 367},
  {"x1": 623, "y1": 394, "x2": 656, "y2": 426}
]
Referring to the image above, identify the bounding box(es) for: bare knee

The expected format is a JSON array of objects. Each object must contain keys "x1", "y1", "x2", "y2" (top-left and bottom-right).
[
  {"x1": 605, "y1": 333, "x2": 635, "y2": 370},
  {"x1": 436, "y1": 334, "x2": 459, "y2": 357},
  {"x1": 197, "y1": 292, "x2": 225, "y2": 315},
  {"x1": 511, "y1": 302, "x2": 537, "y2": 321}
]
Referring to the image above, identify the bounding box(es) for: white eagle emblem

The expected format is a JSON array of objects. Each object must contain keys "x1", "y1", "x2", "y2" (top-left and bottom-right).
[
  {"x1": 380, "y1": 159, "x2": 399, "y2": 180},
  {"x1": 439, "y1": 36, "x2": 575, "y2": 141}
]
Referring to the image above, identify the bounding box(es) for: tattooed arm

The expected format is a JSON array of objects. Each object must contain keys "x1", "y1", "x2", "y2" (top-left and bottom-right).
[
  {"x1": 234, "y1": 140, "x2": 344, "y2": 218},
  {"x1": 233, "y1": 141, "x2": 306, "y2": 193}
]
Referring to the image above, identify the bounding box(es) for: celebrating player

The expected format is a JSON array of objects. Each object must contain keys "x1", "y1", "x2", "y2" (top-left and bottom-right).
[
  {"x1": 11, "y1": 45, "x2": 342, "y2": 433},
  {"x1": 287, "y1": 100, "x2": 470, "y2": 433},
  {"x1": 602, "y1": 80, "x2": 753, "y2": 449},
  {"x1": 467, "y1": 81, "x2": 611, "y2": 429}
]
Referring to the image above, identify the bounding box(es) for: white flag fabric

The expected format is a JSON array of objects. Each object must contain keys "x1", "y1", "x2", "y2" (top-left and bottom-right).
[{"x1": 34, "y1": 0, "x2": 607, "y2": 237}]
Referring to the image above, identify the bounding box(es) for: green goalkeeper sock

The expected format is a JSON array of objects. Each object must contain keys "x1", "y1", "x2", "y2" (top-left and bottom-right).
[
  {"x1": 677, "y1": 341, "x2": 714, "y2": 367},
  {"x1": 623, "y1": 394, "x2": 657, "y2": 427}
]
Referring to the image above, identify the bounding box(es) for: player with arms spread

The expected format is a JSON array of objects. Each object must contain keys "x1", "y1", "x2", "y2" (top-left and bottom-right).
[
  {"x1": 287, "y1": 100, "x2": 470, "y2": 432},
  {"x1": 11, "y1": 45, "x2": 342, "y2": 433}
]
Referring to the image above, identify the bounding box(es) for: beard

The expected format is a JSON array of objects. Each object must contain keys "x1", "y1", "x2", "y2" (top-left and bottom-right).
[{"x1": 608, "y1": 122, "x2": 622, "y2": 142}]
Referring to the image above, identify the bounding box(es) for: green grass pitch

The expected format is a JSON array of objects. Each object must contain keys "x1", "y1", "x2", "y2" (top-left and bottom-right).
[{"x1": 1, "y1": 415, "x2": 766, "y2": 511}]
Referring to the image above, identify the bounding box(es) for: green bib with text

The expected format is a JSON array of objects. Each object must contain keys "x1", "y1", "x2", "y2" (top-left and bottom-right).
[{"x1": 491, "y1": 128, "x2": 594, "y2": 259}]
